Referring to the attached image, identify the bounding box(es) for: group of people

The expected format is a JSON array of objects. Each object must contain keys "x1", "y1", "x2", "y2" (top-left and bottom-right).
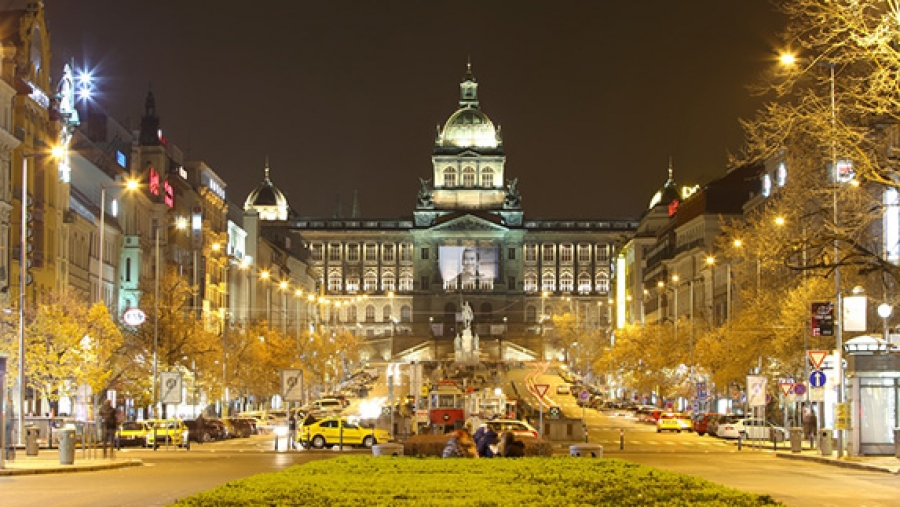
[{"x1": 442, "y1": 425, "x2": 525, "y2": 458}]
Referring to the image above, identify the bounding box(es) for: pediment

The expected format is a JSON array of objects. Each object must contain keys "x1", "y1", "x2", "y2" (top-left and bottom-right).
[{"x1": 430, "y1": 211, "x2": 508, "y2": 232}]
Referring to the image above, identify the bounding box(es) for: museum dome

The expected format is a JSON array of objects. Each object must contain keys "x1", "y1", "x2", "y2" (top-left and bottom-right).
[
  {"x1": 244, "y1": 162, "x2": 289, "y2": 221},
  {"x1": 435, "y1": 62, "x2": 502, "y2": 150}
]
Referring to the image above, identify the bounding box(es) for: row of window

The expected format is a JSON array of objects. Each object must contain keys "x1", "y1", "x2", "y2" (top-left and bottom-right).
[
  {"x1": 311, "y1": 242, "x2": 610, "y2": 264},
  {"x1": 441, "y1": 166, "x2": 495, "y2": 188},
  {"x1": 327, "y1": 269, "x2": 414, "y2": 293},
  {"x1": 325, "y1": 303, "x2": 412, "y2": 324},
  {"x1": 523, "y1": 271, "x2": 609, "y2": 293},
  {"x1": 312, "y1": 243, "x2": 414, "y2": 263},
  {"x1": 524, "y1": 244, "x2": 609, "y2": 263}
]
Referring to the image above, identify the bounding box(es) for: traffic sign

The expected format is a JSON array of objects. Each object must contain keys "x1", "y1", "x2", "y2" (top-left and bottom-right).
[
  {"x1": 779, "y1": 382, "x2": 794, "y2": 396},
  {"x1": 792, "y1": 383, "x2": 807, "y2": 396},
  {"x1": 548, "y1": 406, "x2": 561, "y2": 419},
  {"x1": 809, "y1": 370, "x2": 826, "y2": 388},
  {"x1": 578, "y1": 390, "x2": 590, "y2": 403},
  {"x1": 808, "y1": 350, "x2": 828, "y2": 370},
  {"x1": 534, "y1": 384, "x2": 549, "y2": 398}
]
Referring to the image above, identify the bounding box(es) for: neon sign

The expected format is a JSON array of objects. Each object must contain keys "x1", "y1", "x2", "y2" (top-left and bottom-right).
[
  {"x1": 164, "y1": 180, "x2": 174, "y2": 208},
  {"x1": 149, "y1": 167, "x2": 160, "y2": 196}
]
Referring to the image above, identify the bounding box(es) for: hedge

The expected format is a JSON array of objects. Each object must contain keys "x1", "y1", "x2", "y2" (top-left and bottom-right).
[{"x1": 172, "y1": 455, "x2": 783, "y2": 506}]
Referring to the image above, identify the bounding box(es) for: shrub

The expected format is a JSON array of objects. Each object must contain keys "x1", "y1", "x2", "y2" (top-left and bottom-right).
[{"x1": 173, "y1": 456, "x2": 783, "y2": 507}]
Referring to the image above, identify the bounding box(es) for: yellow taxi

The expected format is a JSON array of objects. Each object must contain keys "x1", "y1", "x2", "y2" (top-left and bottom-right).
[
  {"x1": 116, "y1": 421, "x2": 151, "y2": 447},
  {"x1": 297, "y1": 416, "x2": 391, "y2": 449},
  {"x1": 656, "y1": 412, "x2": 692, "y2": 433},
  {"x1": 145, "y1": 419, "x2": 190, "y2": 448}
]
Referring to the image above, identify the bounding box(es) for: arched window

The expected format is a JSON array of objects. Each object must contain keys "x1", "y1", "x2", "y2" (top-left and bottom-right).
[
  {"x1": 462, "y1": 167, "x2": 476, "y2": 187},
  {"x1": 443, "y1": 168, "x2": 456, "y2": 188},
  {"x1": 541, "y1": 271, "x2": 556, "y2": 292},
  {"x1": 401, "y1": 305, "x2": 411, "y2": 322},
  {"x1": 481, "y1": 168, "x2": 494, "y2": 188},
  {"x1": 578, "y1": 273, "x2": 592, "y2": 294},
  {"x1": 399, "y1": 272, "x2": 413, "y2": 292},
  {"x1": 383, "y1": 305, "x2": 392, "y2": 322},
  {"x1": 382, "y1": 271, "x2": 396, "y2": 292},
  {"x1": 596, "y1": 272, "x2": 609, "y2": 293},
  {"x1": 560, "y1": 272, "x2": 574, "y2": 292},
  {"x1": 328, "y1": 270, "x2": 342, "y2": 292},
  {"x1": 524, "y1": 273, "x2": 538, "y2": 292},
  {"x1": 346, "y1": 274, "x2": 360, "y2": 293},
  {"x1": 364, "y1": 271, "x2": 378, "y2": 292},
  {"x1": 365, "y1": 305, "x2": 376, "y2": 322},
  {"x1": 347, "y1": 305, "x2": 357, "y2": 323},
  {"x1": 526, "y1": 305, "x2": 537, "y2": 322}
]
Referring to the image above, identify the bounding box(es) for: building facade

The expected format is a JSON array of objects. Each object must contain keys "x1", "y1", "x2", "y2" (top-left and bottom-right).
[{"x1": 249, "y1": 64, "x2": 637, "y2": 363}]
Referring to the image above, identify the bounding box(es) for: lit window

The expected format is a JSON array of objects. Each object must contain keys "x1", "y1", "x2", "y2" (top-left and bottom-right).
[
  {"x1": 596, "y1": 272, "x2": 609, "y2": 293},
  {"x1": 399, "y1": 272, "x2": 414, "y2": 291},
  {"x1": 329, "y1": 243, "x2": 341, "y2": 262},
  {"x1": 560, "y1": 272, "x2": 573, "y2": 292},
  {"x1": 524, "y1": 273, "x2": 538, "y2": 292},
  {"x1": 462, "y1": 167, "x2": 475, "y2": 187},
  {"x1": 541, "y1": 272, "x2": 555, "y2": 292},
  {"x1": 560, "y1": 245, "x2": 573, "y2": 263},
  {"x1": 347, "y1": 244, "x2": 360, "y2": 262},
  {"x1": 383, "y1": 244, "x2": 395, "y2": 262},
  {"x1": 482, "y1": 168, "x2": 494, "y2": 188},
  {"x1": 578, "y1": 245, "x2": 591, "y2": 263},
  {"x1": 364, "y1": 271, "x2": 378, "y2": 292},
  {"x1": 382, "y1": 272, "x2": 396, "y2": 291},
  {"x1": 365, "y1": 243, "x2": 377, "y2": 261},
  {"x1": 542, "y1": 245, "x2": 555, "y2": 262},
  {"x1": 365, "y1": 305, "x2": 376, "y2": 322},
  {"x1": 400, "y1": 243, "x2": 412, "y2": 262},
  {"x1": 578, "y1": 273, "x2": 592, "y2": 294},
  {"x1": 443, "y1": 168, "x2": 456, "y2": 187},
  {"x1": 525, "y1": 244, "x2": 537, "y2": 262},
  {"x1": 346, "y1": 275, "x2": 360, "y2": 293},
  {"x1": 596, "y1": 245, "x2": 609, "y2": 262},
  {"x1": 310, "y1": 244, "x2": 324, "y2": 261}
]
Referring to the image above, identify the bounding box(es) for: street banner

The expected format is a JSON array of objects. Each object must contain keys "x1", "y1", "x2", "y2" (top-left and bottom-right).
[
  {"x1": 746, "y1": 375, "x2": 767, "y2": 407},
  {"x1": 281, "y1": 369, "x2": 304, "y2": 402},
  {"x1": 843, "y1": 294, "x2": 868, "y2": 332},
  {"x1": 811, "y1": 302, "x2": 834, "y2": 336},
  {"x1": 160, "y1": 372, "x2": 183, "y2": 404}
]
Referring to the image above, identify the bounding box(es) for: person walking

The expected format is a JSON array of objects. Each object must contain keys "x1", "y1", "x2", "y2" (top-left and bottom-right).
[
  {"x1": 99, "y1": 399, "x2": 117, "y2": 458},
  {"x1": 802, "y1": 407, "x2": 818, "y2": 449}
]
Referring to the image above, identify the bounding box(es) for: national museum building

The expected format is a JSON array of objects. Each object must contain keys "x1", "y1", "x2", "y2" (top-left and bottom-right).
[{"x1": 249, "y1": 65, "x2": 637, "y2": 363}]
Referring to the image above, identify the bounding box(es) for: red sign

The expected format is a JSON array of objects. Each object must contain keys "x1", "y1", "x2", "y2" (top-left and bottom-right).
[
  {"x1": 149, "y1": 166, "x2": 160, "y2": 196},
  {"x1": 808, "y1": 350, "x2": 828, "y2": 370},
  {"x1": 779, "y1": 382, "x2": 794, "y2": 396},
  {"x1": 534, "y1": 384, "x2": 549, "y2": 398}
]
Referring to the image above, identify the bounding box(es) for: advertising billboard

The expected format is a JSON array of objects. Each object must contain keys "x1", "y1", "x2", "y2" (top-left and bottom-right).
[{"x1": 439, "y1": 246, "x2": 498, "y2": 288}]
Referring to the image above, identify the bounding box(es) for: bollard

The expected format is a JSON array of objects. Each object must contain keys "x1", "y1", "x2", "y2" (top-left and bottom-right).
[
  {"x1": 738, "y1": 434, "x2": 743, "y2": 451},
  {"x1": 619, "y1": 428, "x2": 624, "y2": 450},
  {"x1": 274, "y1": 434, "x2": 279, "y2": 451}
]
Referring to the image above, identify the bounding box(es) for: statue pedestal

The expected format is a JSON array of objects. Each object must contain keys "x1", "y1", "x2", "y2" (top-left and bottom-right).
[{"x1": 454, "y1": 329, "x2": 480, "y2": 365}]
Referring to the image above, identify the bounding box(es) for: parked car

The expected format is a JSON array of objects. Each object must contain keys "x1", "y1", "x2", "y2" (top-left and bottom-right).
[
  {"x1": 117, "y1": 421, "x2": 151, "y2": 447},
  {"x1": 484, "y1": 419, "x2": 540, "y2": 439},
  {"x1": 228, "y1": 417, "x2": 253, "y2": 438},
  {"x1": 657, "y1": 413, "x2": 692, "y2": 433},
  {"x1": 707, "y1": 414, "x2": 742, "y2": 437},
  {"x1": 204, "y1": 418, "x2": 230, "y2": 440},
  {"x1": 297, "y1": 416, "x2": 390, "y2": 449},
  {"x1": 303, "y1": 398, "x2": 344, "y2": 416},
  {"x1": 636, "y1": 408, "x2": 662, "y2": 423},
  {"x1": 145, "y1": 419, "x2": 190, "y2": 448},
  {"x1": 692, "y1": 412, "x2": 724, "y2": 436},
  {"x1": 717, "y1": 418, "x2": 787, "y2": 441}
]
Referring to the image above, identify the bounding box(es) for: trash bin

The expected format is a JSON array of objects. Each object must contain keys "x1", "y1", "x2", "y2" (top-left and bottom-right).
[
  {"x1": 819, "y1": 428, "x2": 833, "y2": 456},
  {"x1": 25, "y1": 426, "x2": 40, "y2": 456},
  {"x1": 58, "y1": 428, "x2": 75, "y2": 465},
  {"x1": 371, "y1": 443, "x2": 404, "y2": 456},
  {"x1": 569, "y1": 443, "x2": 603, "y2": 458},
  {"x1": 790, "y1": 427, "x2": 802, "y2": 453}
]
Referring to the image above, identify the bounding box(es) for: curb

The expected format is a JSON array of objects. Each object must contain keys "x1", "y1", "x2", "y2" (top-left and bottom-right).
[
  {"x1": 0, "y1": 459, "x2": 143, "y2": 476},
  {"x1": 774, "y1": 452, "x2": 899, "y2": 474}
]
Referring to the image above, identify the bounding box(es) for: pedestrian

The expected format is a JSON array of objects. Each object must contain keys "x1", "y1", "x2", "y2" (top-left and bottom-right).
[
  {"x1": 802, "y1": 408, "x2": 818, "y2": 449},
  {"x1": 442, "y1": 428, "x2": 478, "y2": 458},
  {"x1": 99, "y1": 399, "x2": 117, "y2": 458},
  {"x1": 497, "y1": 430, "x2": 525, "y2": 457},
  {"x1": 476, "y1": 424, "x2": 498, "y2": 458},
  {"x1": 288, "y1": 413, "x2": 297, "y2": 450}
]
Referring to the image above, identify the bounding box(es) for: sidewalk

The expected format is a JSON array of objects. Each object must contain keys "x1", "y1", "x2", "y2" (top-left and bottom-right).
[
  {"x1": 0, "y1": 449, "x2": 142, "y2": 476},
  {"x1": 774, "y1": 444, "x2": 900, "y2": 474}
]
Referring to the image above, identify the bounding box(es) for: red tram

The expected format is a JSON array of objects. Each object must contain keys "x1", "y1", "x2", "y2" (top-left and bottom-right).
[{"x1": 427, "y1": 381, "x2": 465, "y2": 432}]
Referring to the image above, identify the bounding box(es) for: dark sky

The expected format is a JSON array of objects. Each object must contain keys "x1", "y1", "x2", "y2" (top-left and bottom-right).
[{"x1": 39, "y1": 1, "x2": 786, "y2": 220}]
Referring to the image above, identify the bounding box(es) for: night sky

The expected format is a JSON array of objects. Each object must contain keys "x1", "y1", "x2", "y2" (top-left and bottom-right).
[{"x1": 37, "y1": 1, "x2": 786, "y2": 220}]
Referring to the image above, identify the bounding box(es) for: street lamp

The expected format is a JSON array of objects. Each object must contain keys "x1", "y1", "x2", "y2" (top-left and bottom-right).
[
  {"x1": 97, "y1": 179, "x2": 139, "y2": 303},
  {"x1": 878, "y1": 303, "x2": 892, "y2": 344}
]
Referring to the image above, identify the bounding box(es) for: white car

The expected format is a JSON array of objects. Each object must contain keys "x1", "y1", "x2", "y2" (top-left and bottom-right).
[
  {"x1": 484, "y1": 419, "x2": 540, "y2": 439},
  {"x1": 717, "y1": 418, "x2": 787, "y2": 442}
]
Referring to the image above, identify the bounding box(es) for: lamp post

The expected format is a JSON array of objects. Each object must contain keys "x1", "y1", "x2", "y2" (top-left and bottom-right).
[
  {"x1": 260, "y1": 270, "x2": 271, "y2": 328},
  {"x1": 152, "y1": 225, "x2": 160, "y2": 417},
  {"x1": 878, "y1": 303, "x2": 892, "y2": 344}
]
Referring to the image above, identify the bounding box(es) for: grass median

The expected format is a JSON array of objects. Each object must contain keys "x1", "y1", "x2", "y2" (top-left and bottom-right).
[{"x1": 171, "y1": 455, "x2": 783, "y2": 506}]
